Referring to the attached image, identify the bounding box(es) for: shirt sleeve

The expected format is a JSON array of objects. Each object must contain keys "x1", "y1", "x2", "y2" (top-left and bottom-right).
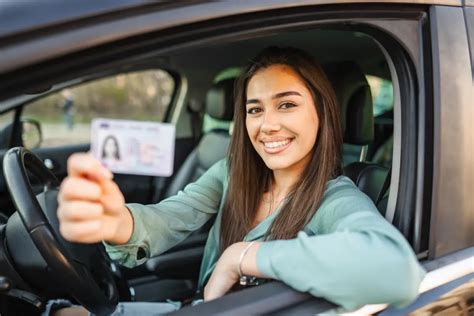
[
  {"x1": 104, "y1": 159, "x2": 227, "y2": 268},
  {"x1": 255, "y1": 179, "x2": 426, "y2": 311}
]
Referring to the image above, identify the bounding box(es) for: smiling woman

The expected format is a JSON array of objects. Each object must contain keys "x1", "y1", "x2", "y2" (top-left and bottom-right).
[
  {"x1": 223, "y1": 47, "x2": 341, "y2": 249},
  {"x1": 245, "y1": 66, "x2": 319, "y2": 171},
  {"x1": 51, "y1": 46, "x2": 426, "y2": 315}
]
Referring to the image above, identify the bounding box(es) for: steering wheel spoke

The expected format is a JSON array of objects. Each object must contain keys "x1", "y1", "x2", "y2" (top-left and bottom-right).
[{"x1": 3, "y1": 147, "x2": 118, "y2": 314}]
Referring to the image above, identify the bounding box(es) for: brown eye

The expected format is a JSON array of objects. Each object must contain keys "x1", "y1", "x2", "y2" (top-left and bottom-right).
[
  {"x1": 279, "y1": 102, "x2": 296, "y2": 109},
  {"x1": 247, "y1": 107, "x2": 262, "y2": 114}
]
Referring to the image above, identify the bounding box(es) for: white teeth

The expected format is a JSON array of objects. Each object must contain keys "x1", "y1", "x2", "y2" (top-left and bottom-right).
[{"x1": 264, "y1": 139, "x2": 291, "y2": 148}]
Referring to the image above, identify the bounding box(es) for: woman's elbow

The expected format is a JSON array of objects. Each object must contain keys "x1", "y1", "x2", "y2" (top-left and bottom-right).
[
  {"x1": 388, "y1": 257, "x2": 426, "y2": 306},
  {"x1": 353, "y1": 251, "x2": 425, "y2": 307},
  {"x1": 373, "y1": 248, "x2": 426, "y2": 307}
]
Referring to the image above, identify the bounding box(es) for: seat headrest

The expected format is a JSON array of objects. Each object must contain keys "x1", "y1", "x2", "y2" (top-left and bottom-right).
[
  {"x1": 324, "y1": 62, "x2": 374, "y2": 145},
  {"x1": 205, "y1": 78, "x2": 235, "y2": 121}
]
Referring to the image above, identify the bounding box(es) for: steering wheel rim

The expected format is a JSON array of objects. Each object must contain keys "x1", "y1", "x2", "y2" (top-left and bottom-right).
[{"x1": 3, "y1": 147, "x2": 118, "y2": 314}]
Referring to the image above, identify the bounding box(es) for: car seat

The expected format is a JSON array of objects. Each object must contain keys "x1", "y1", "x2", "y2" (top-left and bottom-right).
[
  {"x1": 324, "y1": 62, "x2": 391, "y2": 215},
  {"x1": 143, "y1": 78, "x2": 235, "y2": 280},
  {"x1": 161, "y1": 78, "x2": 235, "y2": 199}
]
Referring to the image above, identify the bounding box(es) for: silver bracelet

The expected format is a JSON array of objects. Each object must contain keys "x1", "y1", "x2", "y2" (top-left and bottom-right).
[{"x1": 238, "y1": 241, "x2": 256, "y2": 279}]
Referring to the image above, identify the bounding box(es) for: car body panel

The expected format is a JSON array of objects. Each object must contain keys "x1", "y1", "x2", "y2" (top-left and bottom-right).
[
  {"x1": 0, "y1": 1, "x2": 464, "y2": 76},
  {"x1": 429, "y1": 5, "x2": 474, "y2": 258}
]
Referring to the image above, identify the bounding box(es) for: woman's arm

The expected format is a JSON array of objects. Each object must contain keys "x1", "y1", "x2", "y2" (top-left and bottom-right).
[
  {"x1": 58, "y1": 153, "x2": 133, "y2": 244},
  {"x1": 254, "y1": 186, "x2": 426, "y2": 311},
  {"x1": 204, "y1": 178, "x2": 425, "y2": 309},
  {"x1": 104, "y1": 159, "x2": 227, "y2": 268},
  {"x1": 203, "y1": 241, "x2": 263, "y2": 301}
]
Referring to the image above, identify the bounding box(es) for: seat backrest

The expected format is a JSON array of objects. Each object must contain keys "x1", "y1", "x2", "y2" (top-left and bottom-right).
[
  {"x1": 344, "y1": 162, "x2": 390, "y2": 215},
  {"x1": 325, "y1": 62, "x2": 391, "y2": 214},
  {"x1": 162, "y1": 78, "x2": 235, "y2": 199},
  {"x1": 323, "y1": 62, "x2": 374, "y2": 147}
]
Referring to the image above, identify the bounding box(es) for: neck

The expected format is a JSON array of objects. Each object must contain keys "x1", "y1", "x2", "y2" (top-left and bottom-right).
[
  {"x1": 271, "y1": 168, "x2": 302, "y2": 200},
  {"x1": 270, "y1": 151, "x2": 312, "y2": 198}
]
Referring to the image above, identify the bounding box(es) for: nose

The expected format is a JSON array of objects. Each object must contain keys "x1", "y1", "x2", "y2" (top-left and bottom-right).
[{"x1": 260, "y1": 109, "x2": 281, "y2": 133}]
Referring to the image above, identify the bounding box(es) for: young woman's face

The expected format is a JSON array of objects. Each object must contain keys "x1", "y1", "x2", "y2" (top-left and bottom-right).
[
  {"x1": 245, "y1": 64, "x2": 319, "y2": 173},
  {"x1": 104, "y1": 138, "x2": 118, "y2": 158}
]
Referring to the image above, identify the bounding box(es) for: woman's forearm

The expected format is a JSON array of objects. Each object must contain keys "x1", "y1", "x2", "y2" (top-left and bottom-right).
[{"x1": 240, "y1": 242, "x2": 266, "y2": 278}]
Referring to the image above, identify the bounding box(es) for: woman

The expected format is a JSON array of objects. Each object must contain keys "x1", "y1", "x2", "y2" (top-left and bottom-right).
[
  {"x1": 55, "y1": 47, "x2": 425, "y2": 314},
  {"x1": 101, "y1": 135, "x2": 121, "y2": 165}
]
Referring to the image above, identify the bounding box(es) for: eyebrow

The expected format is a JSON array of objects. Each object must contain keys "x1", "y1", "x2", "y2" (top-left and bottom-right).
[{"x1": 246, "y1": 91, "x2": 302, "y2": 105}]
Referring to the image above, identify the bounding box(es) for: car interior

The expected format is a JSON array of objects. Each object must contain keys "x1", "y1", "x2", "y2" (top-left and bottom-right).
[{"x1": 0, "y1": 26, "x2": 400, "y2": 314}]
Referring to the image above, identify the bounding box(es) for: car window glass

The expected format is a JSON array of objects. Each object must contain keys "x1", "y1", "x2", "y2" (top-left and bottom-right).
[
  {"x1": 0, "y1": 111, "x2": 16, "y2": 149},
  {"x1": 366, "y1": 75, "x2": 394, "y2": 116},
  {"x1": 366, "y1": 75, "x2": 394, "y2": 168},
  {"x1": 202, "y1": 67, "x2": 241, "y2": 134},
  {"x1": 22, "y1": 69, "x2": 175, "y2": 148},
  {"x1": 202, "y1": 115, "x2": 232, "y2": 133},
  {"x1": 0, "y1": 111, "x2": 15, "y2": 130}
]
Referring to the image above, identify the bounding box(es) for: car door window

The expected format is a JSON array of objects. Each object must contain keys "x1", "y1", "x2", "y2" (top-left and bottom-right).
[
  {"x1": 22, "y1": 69, "x2": 175, "y2": 148},
  {"x1": 0, "y1": 111, "x2": 15, "y2": 130},
  {"x1": 366, "y1": 76, "x2": 394, "y2": 167},
  {"x1": 0, "y1": 111, "x2": 17, "y2": 149},
  {"x1": 367, "y1": 75, "x2": 394, "y2": 116}
]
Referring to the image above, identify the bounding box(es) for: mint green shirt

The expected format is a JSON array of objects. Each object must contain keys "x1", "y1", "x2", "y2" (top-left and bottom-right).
[{"x1": 105, "y1": 159, "x2": 425, "y2": 310}]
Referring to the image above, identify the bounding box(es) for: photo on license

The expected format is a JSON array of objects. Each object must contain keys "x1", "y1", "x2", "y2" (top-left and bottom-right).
[{"x1": 90, "y1": 118, "x2": 175, "y2": 176}]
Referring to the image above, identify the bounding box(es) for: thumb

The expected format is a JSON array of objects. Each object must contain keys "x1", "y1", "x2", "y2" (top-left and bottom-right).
[
  {"x1": 68, "y1": 153, "x2": 113, "y2": 182},
  {"x1": 99, "y1": 179, "x2": 125, "y2": 215}
]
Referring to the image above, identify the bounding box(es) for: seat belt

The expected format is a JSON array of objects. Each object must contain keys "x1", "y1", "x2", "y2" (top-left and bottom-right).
[
  {"x1": 187, "y1": 99, "x2": 203, "y2": 144},
  {"x1": 377, "y1": 167, "x2": 394, "y2": 222},
  {"x1": 376, "y1": 167, "x2": 391, "y2": 205},
  {"x1": 151, "y1": 177, "x2": 167, "y2": 203}
]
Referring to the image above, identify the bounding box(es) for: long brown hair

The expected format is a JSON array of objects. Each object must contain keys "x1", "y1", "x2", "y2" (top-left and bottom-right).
[{"x1": 220, "y1": 46, "x2": 343, "y2": 252}]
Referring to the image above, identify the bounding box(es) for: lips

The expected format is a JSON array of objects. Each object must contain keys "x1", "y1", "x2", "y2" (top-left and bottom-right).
[{"x1": 261, "y1": 138, "x2": 293, "y2": 154}]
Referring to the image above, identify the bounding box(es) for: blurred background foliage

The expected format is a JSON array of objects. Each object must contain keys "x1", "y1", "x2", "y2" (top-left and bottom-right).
[{"x1": 25, "y1": 70, "x2": 175, "y2": 123}]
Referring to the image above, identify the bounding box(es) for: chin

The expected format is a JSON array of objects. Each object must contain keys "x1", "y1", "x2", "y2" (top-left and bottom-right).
[{"x1": 261, "y1": 156, "x2": 295, "y2": 171}]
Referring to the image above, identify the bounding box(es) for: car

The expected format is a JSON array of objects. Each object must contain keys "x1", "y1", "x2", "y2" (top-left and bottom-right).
[{"x1": 0, "y1": 0, "x2": 472, "y2": 315}]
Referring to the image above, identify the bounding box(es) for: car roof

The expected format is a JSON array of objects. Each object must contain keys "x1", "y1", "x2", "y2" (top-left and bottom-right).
[
  {"x1": 0, "y1": 0, "x2": 169, "y2": 39},
  {"x1": 0, "y1": 0, "x2": 464, "y2": 40}
]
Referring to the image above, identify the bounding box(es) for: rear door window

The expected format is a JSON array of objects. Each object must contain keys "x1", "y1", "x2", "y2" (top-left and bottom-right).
[{"x1": 22, "y1": 69, "x2": 175, "y2": 148}]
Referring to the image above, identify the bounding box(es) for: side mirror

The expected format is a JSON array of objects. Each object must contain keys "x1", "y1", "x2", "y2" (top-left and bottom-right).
[{"x1": 21, "y1": 119, "x2": 42, "y2": 149}]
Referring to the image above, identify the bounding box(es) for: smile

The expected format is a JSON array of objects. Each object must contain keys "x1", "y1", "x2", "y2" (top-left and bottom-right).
[
  {"x1": 264, "y1": 139, "x2": 291, "y2": 148},
  {"x1": 261, "y1": 138, "x2": 293, "y2": 153}
]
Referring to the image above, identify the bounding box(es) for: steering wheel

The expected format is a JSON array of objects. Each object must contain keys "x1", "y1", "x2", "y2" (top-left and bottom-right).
[{"x1": 3, "y1": 147, "x2": 118, "y2": 314}]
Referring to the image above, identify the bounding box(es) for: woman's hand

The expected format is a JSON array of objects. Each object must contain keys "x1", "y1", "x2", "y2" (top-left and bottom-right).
[
  {"x1": 57, "y1": 153, "x2": 134, "y2": 244},
  {"x1": 204, "y1": 241, "x2": 262, "y2": 301}
]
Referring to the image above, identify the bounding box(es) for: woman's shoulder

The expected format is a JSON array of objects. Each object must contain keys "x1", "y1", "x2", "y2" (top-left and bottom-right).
[
  {"x1": 324, "y1": 175, "x2": 369, "y2": 201},
  {"x1": 199, "y1": 158, "x2": 229, "y2": 184},
  {"x1": 209, "y1": 158, "x2": 228, "y2": 172},
  {"x1": 305, "y1": 175, "x2": 380, "y2": 234}
]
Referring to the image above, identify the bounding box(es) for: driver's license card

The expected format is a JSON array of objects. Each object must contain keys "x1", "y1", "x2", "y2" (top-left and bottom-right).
[{"x1": 90, "y1": 118, "x2": 175, "y2": 177}]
